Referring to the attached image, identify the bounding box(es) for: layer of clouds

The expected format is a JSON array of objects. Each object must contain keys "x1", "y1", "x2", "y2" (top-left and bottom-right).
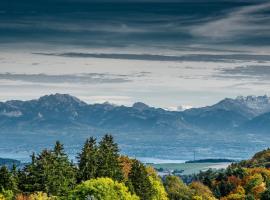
[
  {"x1": 191, "y1": 2, "x2": 270, "y2": 42},
  {"x1": 1, "y1": 1, "x2": 270, "y2": 108},
  {"x1": 2, "y1": 0, "x2": 270, "y2": 48},
  {"x1": 218, "y1": 65, "x2": 270, "y2": 80},
  {"x1": 34, "y1": 52, "x2": 270, "y2": 63},
  {"x1": 0, "y1": 73, "x2": 131, "y2": 84}
]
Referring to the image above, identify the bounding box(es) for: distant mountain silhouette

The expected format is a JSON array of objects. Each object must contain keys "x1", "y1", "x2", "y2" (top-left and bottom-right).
[{"x1": 1, "y1": 93, "x2": 270, "y2": 134}]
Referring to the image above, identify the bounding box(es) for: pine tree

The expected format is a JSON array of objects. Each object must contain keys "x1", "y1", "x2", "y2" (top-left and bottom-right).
[
  {"x1": 10, "y1": 164, "x2": 19, "y2": 193},
  {"x1": 0, "y1": 166, "x2": 13, "y2": 191},
  {"x1": 19, "y1": 141, "x2": 76, "y2": 196},
  {"x1": 77, "y1": 137, "x2": 98, "y2": 182},
  {"x1": 45, "y1": 141, "x2": 77, "y2": 196},
  {"x1": 128, "y1": 159, "x2": 154, "y2": 200},
  {"x1": 54, "y1": 140, "x2": 65, "y2": 156},
  {"x1": 96, "y1": 134, "x2": 123, "y2": 181},
  {"x1": 18, "y1": 152, "x2": 44, "y2": 192}
]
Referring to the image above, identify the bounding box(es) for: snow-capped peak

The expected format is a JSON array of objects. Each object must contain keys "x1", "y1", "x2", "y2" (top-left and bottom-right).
[{"x1": 235, "y1": 95, "x2": 270, "y2": 113}]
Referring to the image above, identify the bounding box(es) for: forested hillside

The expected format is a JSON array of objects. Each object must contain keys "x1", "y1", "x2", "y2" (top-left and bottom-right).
[{"x1": 1, "y1": 135, "x2": 270, "y2": 200}]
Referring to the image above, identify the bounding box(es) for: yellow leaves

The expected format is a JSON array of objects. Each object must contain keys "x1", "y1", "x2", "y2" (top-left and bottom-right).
[
  {"x1": 69, "y1": 177, "x2": 139, "y2": 200},
  {"x1": 28, "y1": 192, "x2": 55, "y2": 200},
  {"x1": 148, "y1": 176, "x2": 168, "y2": 200},
  {"x1": 224, "y1": 193, "x2": 245, "y2": 200},
  {"x1": 145, "y1": 166, "x2": 168, "y2": 200},
  {"x1": 192, "y1": 196, "x2": 203, "y2": 200},
  {"x1": 146, "y1": 166, "x2": 158, "y2": 178},
  {"x1": 189, "y1": 181, "x2": 217, "y2": 200},
  {"x1": 15, "y1": 193, "x2": 56, "y2": 200},
  {"x1": 251, "y1": 183, "x2": 265, "y2": 199},
  {"x1": 164, "y1": 175, "x2": 193, "y2": 200},
  {"x1": 221, "y1": 186, "x2": 245, "y2": 200}
]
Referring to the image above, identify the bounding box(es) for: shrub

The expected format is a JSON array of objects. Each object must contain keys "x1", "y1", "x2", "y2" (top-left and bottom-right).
[
  {"x1": 189, "y1": 181, "x2": 216, "y2": 200},
  {"x1": 146, "y1": 166, "x2": 168, "y2": 200},
  {"x1": 164, "y1": 175, "x2": 193, "y2": 200},
  {"x1": 0, "y1": 190, "x2": 13, "y2": 200},
  {"x1": 68, "y1": 177, "x2": 139, "y2": 200}
]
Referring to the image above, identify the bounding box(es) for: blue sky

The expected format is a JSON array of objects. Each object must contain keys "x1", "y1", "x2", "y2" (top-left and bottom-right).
[{"x1": 0, "y1": 0, "x2": 270, "y2": 109}]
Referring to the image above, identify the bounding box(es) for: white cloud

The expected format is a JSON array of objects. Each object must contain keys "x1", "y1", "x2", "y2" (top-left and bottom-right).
[{"x1": 190, "y1": 2, "x2": 270, "y2": 39}]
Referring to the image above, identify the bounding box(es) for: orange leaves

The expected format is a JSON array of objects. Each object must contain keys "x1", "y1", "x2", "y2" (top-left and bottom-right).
[{"x1": 119, "y1": 156, "x2": 133, "y2": 180}]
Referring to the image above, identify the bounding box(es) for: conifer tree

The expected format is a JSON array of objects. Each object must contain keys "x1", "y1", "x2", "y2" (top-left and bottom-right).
[
  {"x1": 45, "y1": 141, "x2": 77, "y2": 196},
  {"x1": 96, "y1": 134, "x2": 123, "y2": 181},
  {"x1": 0, "y1": 166, "x2": 13, "y2": 191},
  {"x1": 19, "y1": 141, "x2": 76, "y2": 196},
  {"x1": 77, "y1": 137, "x2": 98, "y2": 182},
  {"x1": 10, "y1": 164, "x2": 19, "y2": 193},
  {"x1": 18, "y1": 152, "x2": 44, "y2": 192},
  {"x1": 128, "y1": 159, "x2": 154, "y2": 200}
]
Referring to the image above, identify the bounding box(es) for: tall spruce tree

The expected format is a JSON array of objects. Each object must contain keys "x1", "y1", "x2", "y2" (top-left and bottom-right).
[
  {"x1": 77, "y1": 137, "x2": 98, "y2": 182},
  {"x1": 18, "y1": 152, "x2": 44, "y2": 192},
  {"x1": 46, "y1": 141, "x2": 77, "y2": 196},
  {"x1": 128, "y1": 159, "x2": 154, "y2": 200},
  {"x1": 19, "y1": 141, "x2": 76, "y2": 196},
  {"x1": 96, "y1": 134, "x2": 123, "y2": 181},
  {"x1": 0, "y1": 166, "x2": 14, "y2": 191}
]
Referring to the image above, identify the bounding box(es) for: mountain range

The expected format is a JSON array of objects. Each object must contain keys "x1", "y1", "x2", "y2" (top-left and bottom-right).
[
  {"x1": 1, "y1": 93, "x2": 270, "y2": 161},
  {"x1": 1, "y1": 93, "x2": 270, "y2": 134}
]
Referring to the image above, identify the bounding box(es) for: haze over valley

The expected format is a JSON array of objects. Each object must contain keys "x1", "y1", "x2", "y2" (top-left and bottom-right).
[{"x1": 1, "y1": 94, "x2": 270, "y2": 162}]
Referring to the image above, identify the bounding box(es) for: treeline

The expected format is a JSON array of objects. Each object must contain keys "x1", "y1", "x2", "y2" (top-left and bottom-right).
[
  {"x1": 185, "y1": 159, "x2": 235, "y2": 164},
  {"x1": 1, "y1": 135, "x2": 270, "y2": 200},
  {"x1": 191, "y1": 148, "x2": 270, "y2": 200},
  {"x1": 0, "y1": 134, "x2": 217, "y2": 200}
]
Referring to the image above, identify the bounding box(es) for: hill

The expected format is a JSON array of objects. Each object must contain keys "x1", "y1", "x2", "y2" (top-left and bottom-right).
[{"x1": 235, "y1": 148, "x2": 270, "y2": 168}]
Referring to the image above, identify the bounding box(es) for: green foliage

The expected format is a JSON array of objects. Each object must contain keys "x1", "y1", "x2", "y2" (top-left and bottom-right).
[
  {"x1": 244, "y1": 173, "x2": 263, "y2": 193},
  {"x1": 235, "y1": 148, "x2": 270, "y2": 168},
  {"x1": 6, "y1": 136, "x2": 270, "y2": 200},
  {"x1": 29, "y1": 192, "x2": 57, "y2": 200},
  {"x1": 194, "y1": 169, "x2": 220, "y2": 189},
  {"x1": 68, "y1": 177, "x2": 139, "y2": 200},
  {"x1": 128, "y1": 159, "x2": 154, "y2": 200},
  {"x1": 0, "y1": 165, "x2": 18, "y2": 193},
  {"x1": 16, "y1": 192, "x2": 57, "y2": 200},
  {"x1": 77, "y1": 137, "x2": 98, "y2": 182},
  {"x1": 245, "y1": 194, "x2": 255, "y2": 200},
  {"x1": 149, "y1": 176, "x2": 168, "y2": 200},
  {"x1": 96, "y1": 134, "x2": 123, "y2": 181},
  {"x1": 0, "y1": 190, "x2": 13, "y2": 200},
  {"x1": 189, "y1": 181, "x2": 216, "y2": 200},
  {"x1": 260, "y1": 188, "x2": 270, "y2": 200},
  {"x1": 164, "y1": 175, "x2": 193, "y2": 200},
  {"x1": 146, "y1": 166, "x2": 168, "y2": 200},
  {"x1": 19, "y1": 141, "x2": 76, "y2": 196},
  {"x1": 0, "y1": 166, "x2": 13, "y2": 191}
]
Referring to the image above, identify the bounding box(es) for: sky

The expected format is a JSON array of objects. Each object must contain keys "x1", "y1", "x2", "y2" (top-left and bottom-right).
[{"x1": 0, "y1": 0, "x2": 270, "y2": 109}]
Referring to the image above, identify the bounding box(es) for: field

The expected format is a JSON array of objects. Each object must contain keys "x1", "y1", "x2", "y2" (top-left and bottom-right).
[{"x1": 150, "y1": 162, "x2": 231, "y2": 175}]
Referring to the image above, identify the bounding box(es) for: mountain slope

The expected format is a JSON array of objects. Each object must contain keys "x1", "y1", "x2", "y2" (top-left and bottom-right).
[
  {"x1": 0, "y1": 94, "x2": 191, "y2": 133},
  {"x1": 239, "y1": 112, "x2": 270, "y2": 133},
  {"x1": 1, "y1": 94, "x2": 270, "y2": 161},
  {"x1": 1, "y1": 94, "x2": 270, "y2": 134},
  {"x1": 182, "y1": 96, "x2": 270, "y2": 131}
]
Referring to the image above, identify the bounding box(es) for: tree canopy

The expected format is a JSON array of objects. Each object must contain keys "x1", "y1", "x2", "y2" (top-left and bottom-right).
[{"x1": 68, "y1": 177, "x2": 139, "y2": 200}]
